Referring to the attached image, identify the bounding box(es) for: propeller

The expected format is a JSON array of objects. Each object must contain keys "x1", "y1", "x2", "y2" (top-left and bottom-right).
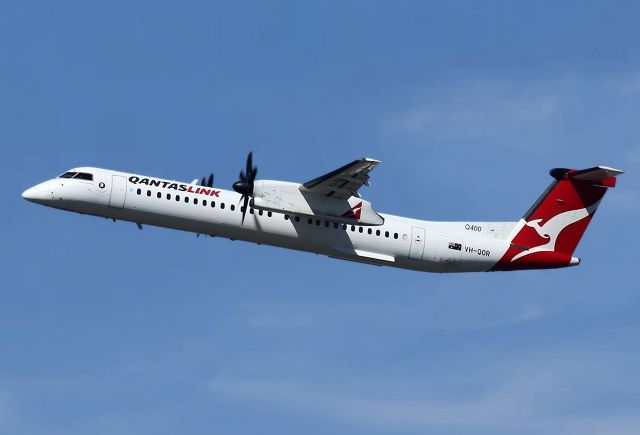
[
  {"x1": 233, "y1": 152, "x2": 258, "y2": 224},
  {"x1": 200, "y1": 173, "x2": 214, "y2": 187}
]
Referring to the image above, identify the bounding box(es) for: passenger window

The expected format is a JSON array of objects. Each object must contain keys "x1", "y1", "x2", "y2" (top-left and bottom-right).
[
  {"x1": 284, "y1": 215, "x2": 289, "y2": 220},
  {"x1": 137, "y1": 188, "x2": 141, "y2": 195},
  {"x1": 308, "y1": 218, "x2": 313, "y2": 224},
  {"x1": 342, "y1": 224, "x2": 347, "y2": 230},
  {"x1": 351, "y1": 225, "x2": 355, "y2": 232},
  {"x1": 258, "y1": 210, "x2": 263, "y2": 216},
  {"x1": 211, "y1": 201, "x2": 216, "y2": 208},
  {"x1": 394, "y1": 233, "x2": 398, "y2": 239},
  {"x1": 359, "y1": 227, "x2": 363, "y2": 233},
  {"x1": 194, "y1": 198, "x2": 198, "y2": 205},
  {"x1": 316, "y1": 219, "x2": 321, "y2": 226},
  {"x1": 295, "y1": 216, "x2": 300, "y2": 222},
  {"x1": 376, "y1": 229, "x2": 381, "y2": 236},
  {"x1": 325, "y1": 221, "x2": 330, "y2": 227},
  {"x1": 166, "y1": 193, "x2": 171, "y2": 200},
  {"x1": 333, "y1": 222, "x2": 339, "y2": 229},
  {"x1": 203, "y1": 200, "x2": 207, "y2": 206},
  {"x1": 249, "y1": 208, "x2": 254, "y2": 214},
  {"x1": 230, "y1": 204, "x2": 235, "y2": 211},
  {"x1": 157, "y1": 192, "x2": 161, "y2": 199},
  {"x1": 268, "y1": 211, "x2": 272, "y2": 217},
  {"x1": 368, "y1": 228, "x2": 372, "y2": 235},
  {"x1": 147, "y1": 190, "x2": 151, "y2": 197},
  {"x1": 385, "y1": 231, "x2": 389, "y2": 238},
  {"x1": 221, "y1": 203, "x2": 225, "y2": 209},
  {"x1": 185, "y1": 197, "x2": 189, "y2": 203},
  {"x1": 176, "y1": 195, "x2": 180, "y2": 201}
]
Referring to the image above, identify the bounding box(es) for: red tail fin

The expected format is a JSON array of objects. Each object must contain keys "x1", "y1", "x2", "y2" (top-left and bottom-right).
[{"x1": 492, "y1": 166, "x2": 623, "y2": 271}]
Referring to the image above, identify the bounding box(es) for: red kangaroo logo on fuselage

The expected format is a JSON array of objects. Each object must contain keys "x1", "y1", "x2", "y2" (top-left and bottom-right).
[{"x1": 342, "y1": 201, "x2": 363, "y2": 220}]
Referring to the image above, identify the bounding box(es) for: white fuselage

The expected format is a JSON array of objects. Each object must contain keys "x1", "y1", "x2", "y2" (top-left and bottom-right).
[{"x1": 23, "y1": 167, "x2": 518, "y2": 273}]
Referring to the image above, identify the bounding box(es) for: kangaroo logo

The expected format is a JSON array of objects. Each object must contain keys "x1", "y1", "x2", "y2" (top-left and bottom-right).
[
  {"x1": 510, "y1": 203, "x2": 598, "y2": 262},
  {"x1": 342, "y1": 201, "x2": 363, "y2": 220}
]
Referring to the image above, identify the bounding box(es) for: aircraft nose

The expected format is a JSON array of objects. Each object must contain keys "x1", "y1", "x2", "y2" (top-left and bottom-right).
[{"x1": 22, "y1": 186, "x2": 40, "y2": 202}]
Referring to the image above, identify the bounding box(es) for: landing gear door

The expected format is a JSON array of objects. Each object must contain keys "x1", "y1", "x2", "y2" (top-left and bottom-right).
[
  {"x1": 409, "y1": 227, "x2": 425, "y2": 260},
  {"x1": 108, "y1": 175, "x2": 127, "y2": 208}
]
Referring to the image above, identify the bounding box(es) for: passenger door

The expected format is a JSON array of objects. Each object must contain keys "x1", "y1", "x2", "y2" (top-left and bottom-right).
[{"x1": 108, "y1": 175, "x2": 127, "y2": 208}]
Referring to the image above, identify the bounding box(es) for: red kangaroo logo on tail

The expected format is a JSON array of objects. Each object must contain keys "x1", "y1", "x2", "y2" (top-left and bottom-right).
[
  {"x1": 491, "y1": 167, "x2": 615, "y2": 271},
  {"x1": 511, "y1": 204, "x2": 596, "y2": 262}
]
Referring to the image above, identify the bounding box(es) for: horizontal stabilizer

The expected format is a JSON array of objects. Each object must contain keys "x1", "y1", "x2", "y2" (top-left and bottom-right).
[{"x1": 550, "y1": 166, "x2": 624, "y2": 187}]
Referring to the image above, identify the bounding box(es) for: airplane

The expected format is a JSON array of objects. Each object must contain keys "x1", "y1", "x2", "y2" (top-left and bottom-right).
[{"x1": 21, "y1": 153, "x2": 623, "y2": 273}]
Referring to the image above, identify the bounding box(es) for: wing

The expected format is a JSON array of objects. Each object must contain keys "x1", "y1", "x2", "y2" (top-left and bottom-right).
[{"x1": 300, "y1": 158, "x2": 380, "y2": 199}]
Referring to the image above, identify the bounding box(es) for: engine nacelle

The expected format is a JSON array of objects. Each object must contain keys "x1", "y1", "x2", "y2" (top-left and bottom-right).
[{"x1": 253, "y1": 180, "x2": 384, "y2": 226}]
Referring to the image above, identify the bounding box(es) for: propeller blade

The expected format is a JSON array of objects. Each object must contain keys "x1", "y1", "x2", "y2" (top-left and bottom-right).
[
  {"x1": 246, "y1": 152, "x2": 253, "y2": 178},
  {"x1": 241, "y1": 195, "x2": 249, "y2": 224},
  {"x1": 233, "y1": 151, "x2": 259, "y2": 210}
]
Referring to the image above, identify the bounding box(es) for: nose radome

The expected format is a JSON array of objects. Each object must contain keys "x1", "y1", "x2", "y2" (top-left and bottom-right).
[{"x1": 22, "y1": 186, "x2": 40, "y2": 201}]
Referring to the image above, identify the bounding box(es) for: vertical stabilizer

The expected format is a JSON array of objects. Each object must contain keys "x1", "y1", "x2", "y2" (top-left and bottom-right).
[{"x1": 492, "y1": 166, "x2": 623, "y2": 271}]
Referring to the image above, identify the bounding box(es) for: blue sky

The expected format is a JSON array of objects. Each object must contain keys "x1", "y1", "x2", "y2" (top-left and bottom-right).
[{"x1": 1, "y1": 1, "x2": 639, "y2": 434}]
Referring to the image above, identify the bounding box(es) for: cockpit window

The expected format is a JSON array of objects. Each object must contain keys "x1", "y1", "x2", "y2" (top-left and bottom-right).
[
  {"x1": 57, "y1": 171, "x2": 93, "y2": 181},
  {"x1": 75, "y1": 172, "x2": 93, "y2": 181}
]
